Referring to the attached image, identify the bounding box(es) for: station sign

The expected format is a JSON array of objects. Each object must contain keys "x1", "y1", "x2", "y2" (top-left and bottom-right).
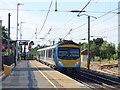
[
  {"x1": 19, "y1": 42, "x2": 24, "y2": 45},
  {"x1": 24, "y1": 41, "x2": 28, "y2": 45},
  {"x1": 19, "y1": 41, "x2": 28, "y2": 45}
]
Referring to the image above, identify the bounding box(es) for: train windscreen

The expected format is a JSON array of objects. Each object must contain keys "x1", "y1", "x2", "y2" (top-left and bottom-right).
[{"x1": 58, "y1": 47, "x2": 80, "y2": 60}]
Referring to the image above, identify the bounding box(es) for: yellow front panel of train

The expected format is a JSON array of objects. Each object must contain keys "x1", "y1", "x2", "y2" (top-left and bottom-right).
[
  {"x1": 58, "y1": 59, "x2": 80, "y2": 66},
  {"x1": 57, "y1": 44, "x2": 81, "y2": 67}
]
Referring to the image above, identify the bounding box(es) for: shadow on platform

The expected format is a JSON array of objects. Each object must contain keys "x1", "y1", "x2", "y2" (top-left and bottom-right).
[{"x1": 13, "y1": 67, "x2": 54, "y2": 71}]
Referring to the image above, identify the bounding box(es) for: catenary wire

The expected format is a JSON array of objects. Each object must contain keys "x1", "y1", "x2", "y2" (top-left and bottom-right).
[{"x1": 37, "y1": 0, "x2": 53, "y2": 35}]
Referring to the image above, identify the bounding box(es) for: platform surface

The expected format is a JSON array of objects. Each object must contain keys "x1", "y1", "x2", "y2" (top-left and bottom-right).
[{"x1": 2, "y1": 60, "x2": 88, "y2": 89}]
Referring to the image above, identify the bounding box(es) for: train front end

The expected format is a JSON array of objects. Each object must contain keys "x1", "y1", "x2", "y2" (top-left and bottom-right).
[{"x1": 56, "y1": 41, "x2": 81, "y2": 71}]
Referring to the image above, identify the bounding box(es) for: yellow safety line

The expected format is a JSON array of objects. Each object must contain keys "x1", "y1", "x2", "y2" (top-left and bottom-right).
[
  {"x1": 55, "y1": 70, "x2": 85, "y2": 86},
  {"x1": 30, "y1": 61, "x2": 58, "y2": 89},
  {"x1": 34, "y1": 60, "x2": 84, "y2": 86}
]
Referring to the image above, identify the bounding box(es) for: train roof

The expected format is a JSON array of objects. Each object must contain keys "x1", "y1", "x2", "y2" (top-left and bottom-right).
[
  {"x1": 37, "y1": 44, "x2": 58, "y2": 51},
  {"x1": 37, "y1": 41, "x2": 80, "y2": 51},
  {"x1": 58, "y1": 40, "x2": 79, "y2": 46}
]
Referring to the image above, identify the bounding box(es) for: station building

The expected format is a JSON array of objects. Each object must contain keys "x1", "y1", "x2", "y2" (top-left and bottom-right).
[{"x1": 81, "y1": 49, "x2": 94, "y2": 62}]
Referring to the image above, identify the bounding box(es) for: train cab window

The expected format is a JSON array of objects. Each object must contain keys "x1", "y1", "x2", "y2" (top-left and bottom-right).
[
  {"x1": 58, "y1": 47, "x2": 69, "y2": 60},
  {"x1": 58, "y1": 47, "x2": 80, "y2": 60},
  {"x1": 70, "y1": 48, "x2": 80, "y2": 57},
  {"x1": 58, "y1": 48, "x2": 68, "y2": 56}
]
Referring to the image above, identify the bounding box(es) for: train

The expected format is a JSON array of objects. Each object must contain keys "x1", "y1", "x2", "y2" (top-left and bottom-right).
[{"x1": 37, "y1": 40, "x2": 81, "y2": 72}]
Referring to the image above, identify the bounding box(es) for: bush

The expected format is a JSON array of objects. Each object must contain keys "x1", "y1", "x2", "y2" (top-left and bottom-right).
[
  {"x1": 112, "y1": 53, "x2": 118, "y2": 60},
  {"x1": 94, "y1": 56, "x2": 100, "y2": 61},
  {"x1": 102, "y1": 58, "x2": 109, "y2": 61}
]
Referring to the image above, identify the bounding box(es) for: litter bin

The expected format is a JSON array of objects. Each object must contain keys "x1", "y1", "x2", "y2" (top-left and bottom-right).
[{"x1": 3, "y1": 64, "x2": 12, "y2": 76}]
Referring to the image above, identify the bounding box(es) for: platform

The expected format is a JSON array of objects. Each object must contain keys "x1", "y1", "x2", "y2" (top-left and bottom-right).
[{"x1": 1, "y1": 60, "x2": 89, "y2": 89}]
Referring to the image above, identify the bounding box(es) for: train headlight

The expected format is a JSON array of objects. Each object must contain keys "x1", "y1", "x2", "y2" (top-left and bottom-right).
[
  {"x1": 58, "y1": 61, "x2": 63, "y2": 66},
  {"x1": 75, "y1": 61, "x2": 79, "y2": 66}
]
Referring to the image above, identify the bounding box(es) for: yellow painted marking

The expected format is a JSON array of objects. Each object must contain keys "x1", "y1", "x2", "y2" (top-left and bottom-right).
[
  {"x1": 58, "y1": 44, "x2": 80, "y2": 48},
  {"x1": 30, "y1": 61, "x2": 58, "y2": 89},
  {"x1": 58, "y1": 58, "x2": 81, "y2": 66},
  {"x1": 53, "y1": 69, "x2": 85, "y2": 87},
  {"x1": 32, "y1": 61, "x2": 86, "y2": 88}
]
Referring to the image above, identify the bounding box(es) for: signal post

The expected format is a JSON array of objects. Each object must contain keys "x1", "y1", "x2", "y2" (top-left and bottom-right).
[
  {"x1": 28, "y1": 44, "x2": 31, "y2": 57},
  {"x1": 28, "y1": 41, "x2": 34, "y2": 59}
]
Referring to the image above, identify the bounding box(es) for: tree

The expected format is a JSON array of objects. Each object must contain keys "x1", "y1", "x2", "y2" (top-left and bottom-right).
[
  {"x1": 100, "y1": 41, "x2": 107, "y2": 59},
  {"x1": 78, "y1": 42, "x2": 82, "y2": 46},
  {"x1": 107, "y1": 43, "x2": 115, "y2": 60},
  {"x1": 1, "y1": 26, "x2": 14, "y2": 55},
  {"x1": 81, "y1": 42, "x2": 88, "y2": 50},
  {"x1": 92, "y1": 38, "x2": 104, "y2": 60},
  {"x1": 90, "y1": 43, "x2": 99, "y2": 56},
  {"x1": 2, "y1": 26, "x2": 8, "y2": 53},
  {"x1": 93, "y1": 38, "x2": 104, "y2": 46},
  {"x1": 112, "y1": 53, "x2": 118, "y2": 60}
]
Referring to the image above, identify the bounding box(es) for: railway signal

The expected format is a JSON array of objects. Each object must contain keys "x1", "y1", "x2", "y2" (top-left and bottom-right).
[
  {"x1": 29, "y1": 41, "x2": 34, "y2": 45},
  {"x1": 29, "y1": 45, "x2": 31, "y2": 51}
]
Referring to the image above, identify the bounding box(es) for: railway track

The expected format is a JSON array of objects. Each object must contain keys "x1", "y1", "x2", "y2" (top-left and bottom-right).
[
  {"x1": 102, "y1": 69, "x2": 118, "y2": 75},
  {"x1": 100, "y1": 64, "x2": 118, "y2": 70},
  {"x1": 37, "y1": 60, "x2": 120, "y2": 89},
  {"x1": 99, "y1": 64, "x2": 119, "y2": 75},
  {"x1": 62, "y1": 68, "x2": 120, "y2": 89}
]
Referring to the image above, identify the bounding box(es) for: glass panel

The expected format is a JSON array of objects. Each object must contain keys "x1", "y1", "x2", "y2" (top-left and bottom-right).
[
  {"x1": 58, "y1": 50, "x2": 68, "y2": 57},
  {"x1": 70, "y1": 48, "x2": 80, "y2": 57},
  {"x1": 58, "y1": 47, "x2": 80, "y2": 60},
  {"x1": 48, "y1": 49, "x2": 52, "y2": 58}
]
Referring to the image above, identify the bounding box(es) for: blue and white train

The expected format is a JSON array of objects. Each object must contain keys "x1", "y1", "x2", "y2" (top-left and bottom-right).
[{"x1": 37, "y1": 41, "x2": 81, "y2": 72}]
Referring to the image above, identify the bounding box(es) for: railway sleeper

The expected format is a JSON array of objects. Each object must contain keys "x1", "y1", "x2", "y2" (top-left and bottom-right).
[
  {"x1": 74, "y1": 73, "x2": 104, "y2": 87},
  {"x1": 80, "y1": 68, "x2": 120, "y2": 84},
  {"x1": 79, "y1": 70, "x2": 120, "y2": 86},
  {"x1": 64, "y1": 71, "x2": 116, "y2": 89},
  {"x1": 76, "y1": 73, "x2": 118, "y2": 89}
]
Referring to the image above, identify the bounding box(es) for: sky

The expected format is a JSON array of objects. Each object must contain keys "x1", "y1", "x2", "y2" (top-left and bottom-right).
[{"x1": 0, "y1": 0, "x2": 120, "y2": 49}]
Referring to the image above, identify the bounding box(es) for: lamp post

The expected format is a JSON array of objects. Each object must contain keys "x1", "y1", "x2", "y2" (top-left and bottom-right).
[
  {"x1": 77, "y1": 14, "x2": 97, "y2": 70},
  {"x1": 17, "y1": 3, "x2": 24, "y2": 40},
  {"x1": 20, "y1": 22, "x2": 25, "y2": 40},
  {"x1": 19, "y1": 22, "x2": 25, "y2": 58},
  {"x1": 16, "y1": 3, "x2": 24, "y2": 62}
]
